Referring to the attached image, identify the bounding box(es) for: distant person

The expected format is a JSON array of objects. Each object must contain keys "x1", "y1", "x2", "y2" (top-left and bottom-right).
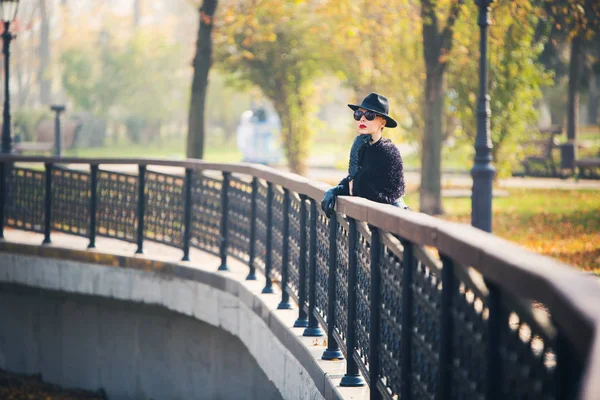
[
  {"x1": 320, "y1": 92, "x2": 408, "y2": 218},
  {"x1": 236, "y1": 110, "x2": 254, "y2": 162},
  {"x1": 249, "y1": 107, "x2": 282, "y2": 165}
]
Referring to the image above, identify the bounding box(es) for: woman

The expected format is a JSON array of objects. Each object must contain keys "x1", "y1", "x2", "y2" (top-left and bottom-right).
[{"x1": 321, "y1": 92, "x2": 407, "y2": 218}]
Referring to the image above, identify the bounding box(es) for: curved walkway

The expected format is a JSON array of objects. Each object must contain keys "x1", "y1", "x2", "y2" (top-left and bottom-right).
[{"x1": 0, "y1": 228, "x2": 369, "y2": 400}]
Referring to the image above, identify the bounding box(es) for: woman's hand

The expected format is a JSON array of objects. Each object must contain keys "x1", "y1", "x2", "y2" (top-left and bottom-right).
[{"x1": 349, "y1": 180, "x2": 353, "y2": 195}]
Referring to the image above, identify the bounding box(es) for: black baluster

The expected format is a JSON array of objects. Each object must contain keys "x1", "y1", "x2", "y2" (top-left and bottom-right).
[
  {"x1": 485, "y1": 282, "x2": 506, "y2": 400},
  {"x1": 399, "y1": 238, "x2": 415, "y2": 399},
  {"x1": 293, "y1": 194, "x2": 309, "y2": 328},
  {"x1": 0, "y1": 162, "x2": 6, "y2": 239},
  {"x1": 136, "y1": 164, "x2": 146, "y2": 254},
  {"x1": 369, "y1": 227, "x2": 382, "y2": 399},
  {"x1": 182, "y1": 168, "x2": 193, "y2": 261},
  {"x1": 88, "y1": 164, "x2": 98, "y2": 249},
  {"x1": 439, "y1": 254, "x2": 456, "y2": 400},
  {"x1": 556, "y1": 331, "x2": 581, "y2": 400},
  {"x1": 278, "y1": 188, "x2": 292, "y2": 309},
  {"x1": 303, "y1": 199, "x2": 323, "y2": 337},
  {"x1": 340, "y1": 218, "x2": 365, "y2": 386},
  {"x1": 262, "y1": 182, "x2": 274, "y2": 293},
  {"x1": 246, "y1": 177, "x2": 258, "y2": 280},
  {"x1": 42, "y1": 162, "x2": 53, "y2": 244},
  {"x1": 322, "y1": 214, "x2": 343, "y2": 360},
  {"x1": 218, "y1": 171, "x2": 230, "y2": 271}
]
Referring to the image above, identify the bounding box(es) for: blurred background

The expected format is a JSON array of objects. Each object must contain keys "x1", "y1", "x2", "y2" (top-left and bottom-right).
[{"x1": 5, "y1": 0, "x2": 599, "y2": 175}]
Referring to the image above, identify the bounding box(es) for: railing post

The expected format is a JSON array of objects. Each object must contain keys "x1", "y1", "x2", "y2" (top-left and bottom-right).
[
  {"x1": 87, "y1": 164, "x2": 98, "y2": 249},
  {"x1": 0, "y1": 162, "x2": 6, "y2": 239},
  {"x1": 439, "y1": 254, "x2": 456, "y2": 400},
  {"x1": 262, "y1": 182, "x2": 274, "y2": 293},
  {"x1": 369, "y1": 226, "x2": 382, "y2": 399},
  {"x1": 340, "y1": 218, "x2": 365, "y2": 386},
  {"x1": 278, "y1": 188, "x2": 292, "y2": 309},
  {"x1": 181, "y1": 168, "x2": 193, "y2": 261},
  {"x1": 42, "y1": 162, "x2": 53, "y2": 244},
  {"x1": 399, "y1": 238, "x2": 414, "y2": 398},
  {"x1": 322, "y1": 214, "x2": 343, "y2": 360},
  {"x1": 246, "y1": 177, "x2": 258, "y2": 280},
  {"x1": 556, "y1": 331, "x2": 581, "y2": 400},
  {"x1": 293, "y1": 194, "x2": 309, "y2": 328},
  {"x1": 218, "y1": 171, "x2": 231, "y2": 271},
  {"x1": 303, "y1": 199, "x2": 324, "y2": 337},
  {"x1": 485, "y1": 282, "x2": 505, "y2": 400},
  {"x1": 135, "y1": 164, "x2": 146, "y2": 254}
]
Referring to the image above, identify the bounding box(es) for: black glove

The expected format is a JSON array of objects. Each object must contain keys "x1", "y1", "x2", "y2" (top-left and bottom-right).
[
  {"x1": 348, "y1": 134, "x2": 372, "y2": 178},
  {"x1": 320, "y1": 184, "x2": 345, "y2": 218}
]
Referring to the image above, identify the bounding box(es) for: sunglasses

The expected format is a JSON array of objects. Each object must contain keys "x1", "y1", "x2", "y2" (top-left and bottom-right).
[{"x1": 353, "y1": 109, "x2": 380, "y2": 121}]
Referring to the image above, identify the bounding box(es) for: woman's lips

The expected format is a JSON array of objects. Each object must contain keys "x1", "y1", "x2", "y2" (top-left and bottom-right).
[{"x1": 359, "y1": 124, "x2": 367, "y2": 129}]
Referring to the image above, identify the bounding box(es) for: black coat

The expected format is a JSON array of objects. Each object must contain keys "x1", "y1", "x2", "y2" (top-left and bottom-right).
[{"x1": 339, "y1": 138, "x2": 405, "y2": 205}]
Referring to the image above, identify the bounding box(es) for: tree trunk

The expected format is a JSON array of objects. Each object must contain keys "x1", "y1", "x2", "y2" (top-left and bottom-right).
[
  {"x1": 186, "y1": 0, "x2": 218, "y2": 160},
  {"x1": 39, "y1": 0, "x2": 51, "y2": 105},
  {"x1": 418, "y1": 0, "x2": 461, "y2": 215},
  {"x1": 420, "y1": 69, "x2": 444, "y2": 215},
  {"x1": 566, "y1": 34, "x2": 582, "y2": 142},
  {"x1": 133, "y1": 0, "x2": 141, "y2": 28},
  {"x1": 588, "y1": 70, "x2": 599, "y2": 125}
]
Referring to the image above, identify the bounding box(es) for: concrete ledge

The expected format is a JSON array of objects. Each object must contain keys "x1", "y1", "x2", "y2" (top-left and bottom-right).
[{"x1": 0, "y1": 236, "x2": 368, "y2": 400}]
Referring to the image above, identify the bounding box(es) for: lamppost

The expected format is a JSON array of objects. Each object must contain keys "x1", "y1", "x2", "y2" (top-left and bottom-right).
[
  {"x1": 51, "y1": 105, "x2": 65, "y2": 157},
  {"x1": 471, "y1": 0, "x2": 495, "y2": 233},
  {"x1": 0, "y1": 0, "x2": 19, "y2": 154}
]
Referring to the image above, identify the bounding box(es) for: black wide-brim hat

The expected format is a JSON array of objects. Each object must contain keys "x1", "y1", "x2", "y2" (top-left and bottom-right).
[{"x1": 348, "y1": 92, "x2": 398, "y2": 128}]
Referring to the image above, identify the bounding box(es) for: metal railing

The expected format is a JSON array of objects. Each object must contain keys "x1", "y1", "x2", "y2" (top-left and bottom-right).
[{"x1": 0, "y1": 155, "x2": 598, "y2": 400}]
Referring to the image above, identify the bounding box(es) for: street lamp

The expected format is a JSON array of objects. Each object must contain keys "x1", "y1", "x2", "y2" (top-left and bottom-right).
[
  {"x1": 0, "y1": 0, "x2": 19, "y2": 154},
  {"x1": 471, "y1": 0, "x2": 495, "y2": 233}
]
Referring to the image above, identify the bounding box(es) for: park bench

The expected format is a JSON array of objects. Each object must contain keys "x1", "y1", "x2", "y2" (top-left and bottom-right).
[
  {"x1": 13, "y1": 141, "x2": 54, "y2": 155},
  {"x1": 520, "y1": 128, "x2": 561, "y2": 176},
  {"x1": 575, "y1": 152, "x2": 600, "y2": 179}
]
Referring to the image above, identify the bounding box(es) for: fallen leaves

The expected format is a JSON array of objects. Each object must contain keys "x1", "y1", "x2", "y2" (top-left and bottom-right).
[{"x1": 0, "y1": 369, "x2": 105, "y2": 400}]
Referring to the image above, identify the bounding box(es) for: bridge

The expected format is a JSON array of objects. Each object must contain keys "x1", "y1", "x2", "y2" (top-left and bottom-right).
[{"x1": 0, "y1": 155, "x2": 599, "y2": 400}]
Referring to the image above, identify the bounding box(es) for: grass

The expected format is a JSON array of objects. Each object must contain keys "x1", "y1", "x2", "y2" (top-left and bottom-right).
[{"x1": 402, "y1": 189, "x2": 600, "y2": 273}]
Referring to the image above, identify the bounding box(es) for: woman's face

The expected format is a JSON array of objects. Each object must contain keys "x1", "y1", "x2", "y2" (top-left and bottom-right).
[{"x1": 354, "y1": 108, "x2": 386, "y2": 134}]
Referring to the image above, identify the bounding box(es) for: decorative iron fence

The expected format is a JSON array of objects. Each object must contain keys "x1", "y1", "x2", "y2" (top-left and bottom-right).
[{"x1": 0, "y1": 156, "x2": 597, "y2": 400}]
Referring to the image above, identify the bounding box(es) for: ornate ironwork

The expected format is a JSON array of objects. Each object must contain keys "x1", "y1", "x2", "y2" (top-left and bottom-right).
[
  {"x1": 252, "y1": 179, "x2": 268, "y2": 272},
  {"x1": 315, "y1": 210, "x2": 330, "y2": 324},
  {"x1": 378, "y1": 235, "x2": 404, "y2": 398},
  {"x1": 334, "y1": 217, "x2": 350, "y2": 354},
  {"x1": 4, "y1": 166, "x2": 45, "y2": 233},
  {"x1": 50, "y1": 167, "x2": 90, "y2": 237},
  {"x1": 287, "y1": 193, "x2": 302, "y2": 300},
  {"x1": 499, "y1": 299, "x2": 558, "y2": 398},
  {"x1": 96, "y1": 169, "x2": 138, "y2": 242},
  {"x1": 355, "y1": 223, "x2": 372, "y2": 380},
  {"x1": 271, "y1": 185, "x2": 285, "y2": 279},
  {"x1": 411, "y1": 250, "x2": 443, "y2": 399},
  {"x1": 452, "y1": 273, "x2": 488, "y2": 400},
  {"x1": 190, "y1": 172, "x2": 221, "y2": 255},
  {"x1": 144, "y1": 170, "x2": 184, "y2": 247},
  {"x1": 227, "y1": 175, "x2": 252, "y2": 263}
]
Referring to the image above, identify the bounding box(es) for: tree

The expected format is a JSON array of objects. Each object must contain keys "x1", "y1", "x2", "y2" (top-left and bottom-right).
[
  {"x1": 419, "y1": 0, "x2": 463, "y2": 215},
  {"x1": 38, "y1": 0, "x2": 51, "y2": 105},
  {"x1": 187, "y1": 0, "x2": 218, "y2": 159},
  {"x1": 214, "y1": 0, "x2": 322, "y2": 174},
  {"x1": 540, "y1": 0, "x2": 600, "y2": 141},
  {"x1": 448, "y1": 0, "x2": 551, "y2": 178},
  {"x1": 314, "y1": 0, "x2": 424, "y2": 144}
]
